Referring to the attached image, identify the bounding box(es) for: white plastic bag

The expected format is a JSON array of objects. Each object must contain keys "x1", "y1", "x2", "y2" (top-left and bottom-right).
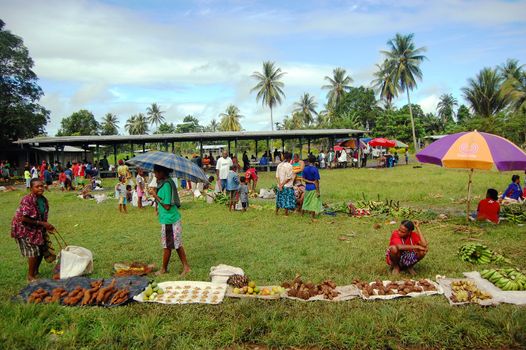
[
  {"x1": 59, "y1": 245, "x2": 93, "y2": 279},
  {"x1": 209, "y1": 264, "x2": 244, "y2": 284}
]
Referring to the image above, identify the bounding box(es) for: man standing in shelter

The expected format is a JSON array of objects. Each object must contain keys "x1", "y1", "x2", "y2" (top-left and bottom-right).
[{"x1": 216, "y1": 150, "x2": 233, "y2": 192}]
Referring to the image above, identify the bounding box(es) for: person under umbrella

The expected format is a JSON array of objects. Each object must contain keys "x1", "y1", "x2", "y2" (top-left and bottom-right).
[{"x1": 149, "y1": 164, "x2": 190, "y2": 276}]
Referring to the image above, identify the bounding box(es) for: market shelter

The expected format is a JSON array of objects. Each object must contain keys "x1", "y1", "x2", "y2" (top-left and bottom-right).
[{"x1": 13, "y1": 129, "x2": 366, "y2": 168}]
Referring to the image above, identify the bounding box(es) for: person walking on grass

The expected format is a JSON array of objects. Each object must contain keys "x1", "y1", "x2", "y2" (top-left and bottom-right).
[
  {"x1": 386, "y1": 220, "x2": 428, "y2": 275},
  {"x1": 11, "y1": 178, "x2": 56, "y2": 282},
  {"x1": 239, "y1": 176, "x2": 249, "y2": 212},
  {"x1": 24, "y1": 166, "x2": 31, "y2": 190},
  {"x1": 302, "y1": 155, "x2": 322, "y2": 220},
  {"x1": 149, "y1": 164, "x2": 190, "y2": 276},
  {"x1": 275, "y1": 152, "x2": 296, "y2": 216}
]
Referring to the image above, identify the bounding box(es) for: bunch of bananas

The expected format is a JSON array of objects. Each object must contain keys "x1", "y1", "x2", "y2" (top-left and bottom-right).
[
  {"x1": 480, "y1": 268, "x2": 526, "y2": 291},
  {"x1": 458, "y1": 243, "x2": 493, "y2": 264},
  {"x1": 458, "y1": 243, "x2": 510, "y2": 264},
  {"x1": 450, "y1": 280, "x2": 491, "y2": 303}
]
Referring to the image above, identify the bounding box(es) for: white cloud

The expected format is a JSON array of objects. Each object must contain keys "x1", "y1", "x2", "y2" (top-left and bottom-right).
[{"x1": 418, "y1": 94, "x2": 440, "y2": 114}]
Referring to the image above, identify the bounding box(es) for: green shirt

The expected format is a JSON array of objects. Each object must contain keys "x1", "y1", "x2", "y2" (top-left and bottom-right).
[
  {"x1": 37, "y1": 197, "x2": 46, "y2": 218},
  {"x1": 157, "y1": 182, "x2": 181, "y2": 224}
]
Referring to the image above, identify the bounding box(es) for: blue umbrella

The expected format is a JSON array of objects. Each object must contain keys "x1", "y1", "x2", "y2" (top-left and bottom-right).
[{"x1": 127, "y1": 151, "x2": 209, "y2": 184}]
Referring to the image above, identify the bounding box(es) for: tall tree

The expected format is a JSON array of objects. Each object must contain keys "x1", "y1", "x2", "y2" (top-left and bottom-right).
[
  {"x1": 0, "y1": 20, "x2": 49, "y2": 145},
  {"x1": 436, "y1": 93, "x2": 458, "y2": 127},
  {"x1": 251, "y1": 61, "x2": 286, "y2": 131},
  {"x1": 175, "y1": 115, "x2": 203, "y2": 133},
  {"x1": 146, "y1": 103, "x2": 165, "y2": 129},
  {"x1": 125, "y1": 113, "x2": 149, "y2": 135},
  {"x1": 461, "y1": 68, "x2": 507, "y2": 118},
  {"x1": 57, "y1": 109, "x2": 99, "y2": 136},
  {"x1": 206, "y1": 119, "x2": 219, "y2": 132},
  {"x1": 501, "y1": 71, "x2": 526, "y2": 113},
  {"x1": 292, "y1": 93, "x2": 318, "y2": 126},
  {"x1": 219, "y1": 105, "x2": 243, "y2": 131},
  {"x1": 334, "y1": 86, "x2": 380, "y2": 130},
  {"x1": 100, "y1": 113, "x2": 119, "y2": 135},
  {"x1": 498, "y1": 58, "x2": 524, "y2": 81},
  {"x1": 322, "y1": 67, "x2": 353, "y2": 109},
  {"x1": 282, "y1": 112, "x2": 304, "y2": 130},
  {"x1": 456, "y1": 104, "x2": 471, "y2": 124},
  {"x1": 371, "y1": 60, "x2": 398, "y2": 105},
  {"x1": 382, "y1": 33, "x2": 427, "y2": 151},
  {"x1": 155, "y1": 122, "x2": 176, "y2": 134}
]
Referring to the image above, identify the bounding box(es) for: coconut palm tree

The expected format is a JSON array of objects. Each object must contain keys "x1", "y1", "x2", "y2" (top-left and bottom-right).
[
  {"x1": 371, "y1": 60, "x2": 398, "y2": 105},
  {"x1": 146, "y1": 103, "x2": 165, "y2": 128},
  {"x1": 501, "y1": 71, "x2": 526, "y2": 113},
  {"x1": 206, "y1": 119, "x2": 219, "y2": 132},
  {"x1": 382, "y1": 33, "x2": 427, "y2": 151},
  {"x1": 293, "y1": 93, "x2": 318, "y2": 126},
  {"x1": 436, "y1": 93, "x2": 458, "y2": 126},
  {"x1": 125, "y1": 114, "x2": 149, "y2": 135},
  {"x1": 219, "y1": 105, "x2": 243, "y2": 131},
  {"x1": 251, "y1": 61, "x2": 286, "y2": 131},
  {"x1": 498, "y1": 59, "x2": 524, "y2": 80},
  {"x1": 461, "y1": 68, "x2": 507, "y2": 118},
  {"x1": 100, "y1": 113, "x2": 119, "y2": 135},
  {"x1": 322, "y1": 67, "x2": 353, "y2": 109}
]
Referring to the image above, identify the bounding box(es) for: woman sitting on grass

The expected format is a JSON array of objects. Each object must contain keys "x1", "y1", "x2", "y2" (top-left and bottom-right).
[{"x1": 386, "y1": 220, "x2": 428, "y2": 275}]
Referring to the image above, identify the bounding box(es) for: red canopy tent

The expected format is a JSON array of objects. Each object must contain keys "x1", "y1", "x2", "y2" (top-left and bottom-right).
[{"x1": 369, "y1": 138, "x2": 396, "y2": 148}]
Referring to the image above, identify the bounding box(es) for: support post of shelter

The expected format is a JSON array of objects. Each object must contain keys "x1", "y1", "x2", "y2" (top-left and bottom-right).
[
  {"x1": 266, "y1": 138, "x2": 270, "y2": 160},
  {"x1": 113, "y1": 144, "x2": 117, "y2": 167},
  {"x1": 96, "y1": 144, "x2": 100, "y2": 167},
  {"x1": 307, "y1": 138, "x2": 311, "y2": 155},
  {"x1": 172, "y1": 142, "x2": 175, "y2": 154},
  {"x1": 466, "y1": 168, "x2": 474, "y2": 222},
  {"x1": 255, "y1": 140, "x2": 258, "y2": 158},
  {"x1": 130, "y1": 142, "x2": 134, "y2": 158},
  {"x1": 234, "y1": 139, "x2": 238, "y2": 159},
  {"x1": 228, "y1": 141, "x2": 231, "y2": 155},
  {"x1": 143, "y1": 143, "x2": 145, "y2": 153},
  {"x1": 299, "y1": 137, "x2": 303, "y2": 159},
  {"x1": 199, "y1": 140, "x2": 203, "y2": 159},
  {"x1": 281, "y1": 139, "x2": 284, "y2": 154},
  {"x1": 356, "y1": 134, "x2": 361, "y2": 168}
]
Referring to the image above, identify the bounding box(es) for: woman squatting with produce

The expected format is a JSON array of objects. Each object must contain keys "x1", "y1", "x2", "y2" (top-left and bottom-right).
[
  {"x1": 386, "y1": 220, "x2": 428, "y2": 275},
  {"x1": 149, "y1": 164, "x2": 191, "y2": 276},
  {"x1": 11, "y1": 178, "x2": 56, "y2": 281}
]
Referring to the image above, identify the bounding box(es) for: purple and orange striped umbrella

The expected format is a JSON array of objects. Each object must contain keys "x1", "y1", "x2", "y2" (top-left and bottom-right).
[
  {"x1": 416, "y1": 131, "x2": 526, "y2": 220},
  {"x1": 416, "y1": 131, "x2": 526, "y2": 171}
]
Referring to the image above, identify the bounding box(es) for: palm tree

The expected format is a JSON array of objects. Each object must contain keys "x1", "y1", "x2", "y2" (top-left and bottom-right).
[
  {"x1": 498, "y1": 59, "x2": 524, "y2": 80},
  {"x1": 322, "y1": 67, "x2": 353, "y2": 108},
  {"x1": 251, "y1": 61, "x2": 286, "y2": 131},
  {"x1": 293, "y1": 93, "x2": 318, "y2": 126},
  {"x1": 206, "y1": 119, "x2": 219, "y2": 132},
  {"x1": 125, "y1": 114, "x2": 149, "y2": 135},
  {"x1": 219, "y1": 105, "x2": 243, "y2": 131},
  {"x1": 461, "y1": 68, "x2": 507, "y2": 118},
  {"x1": 501, "y1": 71, "x2": 526, "y2": 113},
  {"x1": 146, "y1": 103, "x2": 165, "y2": 128},
  {"x1": 283, "y1": 112, "x2": 304, "y2": 130},
  {"x1": 382, "y1": 33, "x2": 427, "y2": 151},
  {"x1": 371, "y1": 60, "x2": 398, "y2": 105},
  {"x1": 436, "y1": 93, "x2": 458, "y2": 126},
  {"x1": 125, "y1": 115, "x2": 137, "y2": 135},
  {"x1": 100, "y1": 113, "x2": 119, "y2": 135}
]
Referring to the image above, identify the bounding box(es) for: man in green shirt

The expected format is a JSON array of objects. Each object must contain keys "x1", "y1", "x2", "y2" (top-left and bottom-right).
[{"x1": 149, "y1": 165, "x2": 190, "y2": 276}]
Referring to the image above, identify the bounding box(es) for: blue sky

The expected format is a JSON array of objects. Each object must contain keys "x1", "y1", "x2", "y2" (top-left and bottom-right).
[{"x1": 2, "y1": 0, "x2": 525, "y2": 134}]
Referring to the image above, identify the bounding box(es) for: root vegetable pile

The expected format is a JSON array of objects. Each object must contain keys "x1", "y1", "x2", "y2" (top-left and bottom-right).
[
  {"x1": 26, "y1": 279, "x2": 130, "y2": 306},
  {"x1": 281, "y1": 275, "x2": 340, "y2": 300},
  {"x1": 354, "y1": 279, "x2": 436, "y2": 297}
]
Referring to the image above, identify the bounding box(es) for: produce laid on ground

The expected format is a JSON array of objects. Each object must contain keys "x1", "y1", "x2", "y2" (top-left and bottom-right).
[
  {"x1": 479, "y1": 268, "x2": 526, "y2": 291},
  {"x1": 500, "y1": 203, "x2": 526, "y2": 224},
  {"x1": 354, "y1": 279, "x2": 440, "y2": 300},
  {"x1": 449, "y1": 280, "x2": 492, "y2": 303},
  {"x1": 20, "y1": 276, "x2": 148, "y2": 306},
  {"x1": 458, "y1": 243, "x2": 510, "y2": 264},
  {"x1": 281, "y1": 275, "x2": 341, "y2": 300},
  {"x1": 113, "y1": 262, "x2": 154, "y2": 277},
  {"x1": 134, "y1": 281, "x2": 227, "y2": 305},
  {"x1": 226, "y1": 274, "x2": 285, "y2": 299}
]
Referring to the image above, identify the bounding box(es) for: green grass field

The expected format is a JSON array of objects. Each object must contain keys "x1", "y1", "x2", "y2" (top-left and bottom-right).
[{"x1": 1, "y1": 165, "x2": 525, "y2": 349}]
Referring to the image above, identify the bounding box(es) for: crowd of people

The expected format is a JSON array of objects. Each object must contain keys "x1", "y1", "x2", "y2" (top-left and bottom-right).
[{"x1": 7, "y1": 151, "x2": 526, "y2": 282}]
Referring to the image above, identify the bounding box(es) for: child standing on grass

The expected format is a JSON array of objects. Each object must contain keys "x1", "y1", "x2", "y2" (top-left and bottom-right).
[
  {"x1": 24, "y1": 166, "x2": 31, "y2": 190},
  {"x1": 226, "y1": 165, "x2": 240, "y2": 211},
  {"x1": 239, "y1": 176, "x2": 249, "y2": 212},
  {"x1": 126, "y1": 184, "x2": 133, "y2": 204},
  {"x1": 58, "y1": 171, "x2": 67, "y2": 191},
  {"x1": 115, "y1": 176, "x2": 127, "y2": 213}
]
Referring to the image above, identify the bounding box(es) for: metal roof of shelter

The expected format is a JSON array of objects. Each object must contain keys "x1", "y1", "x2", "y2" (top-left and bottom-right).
[{"x1": 15, "y1": 129, "x2": 366, "y2": 147}]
